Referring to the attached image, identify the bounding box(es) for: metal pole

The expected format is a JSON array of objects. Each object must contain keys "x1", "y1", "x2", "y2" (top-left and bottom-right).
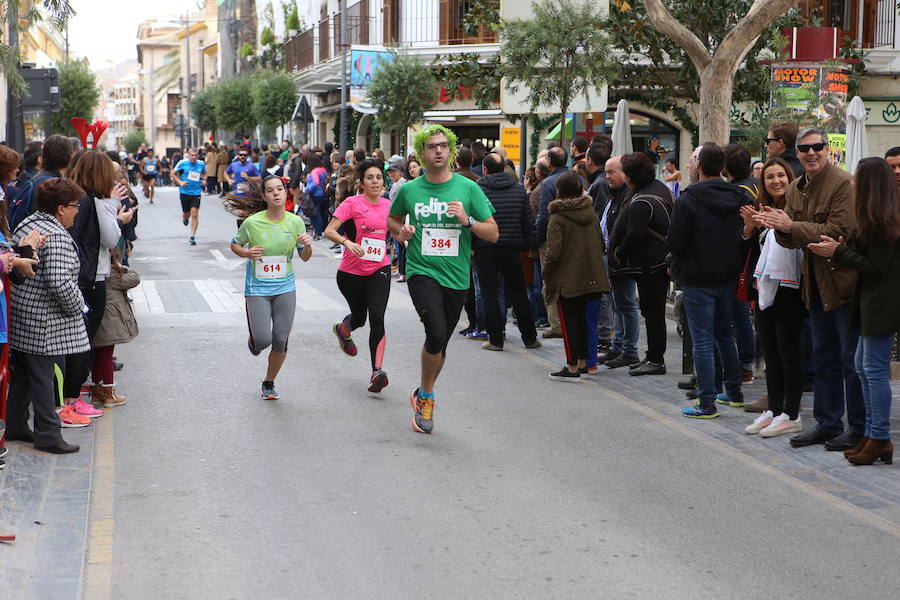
[
  {"x1": 519, "y1": 117, "x2": 528, "y2": 179},
  {"x1": 6, "y1": 0, "x2": 24, "y2": 150},
  {"x1": 339, "y1": 0, "x2": 348, "y2": 152},
  {"x1": 184, "y1": 18, "x2": 192, "y2": 149}
]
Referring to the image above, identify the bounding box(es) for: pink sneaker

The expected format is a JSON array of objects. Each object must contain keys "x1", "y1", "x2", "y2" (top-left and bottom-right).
[{"x1": 71, "y1": 397, "x2": 103, "y2": 418}]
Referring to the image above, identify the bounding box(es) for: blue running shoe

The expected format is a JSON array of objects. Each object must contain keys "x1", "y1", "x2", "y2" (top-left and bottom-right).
[
  {"x1": 715, "y1": 392, "x2": 744, "y2": 408},
  {"x1": 682, "y1": 405, "x2": 719, "y2": 419}
]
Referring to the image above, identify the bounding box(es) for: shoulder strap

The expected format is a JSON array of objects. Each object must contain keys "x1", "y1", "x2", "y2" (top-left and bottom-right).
[
  {"x1": 630, "y1": 193, "x2": 671, "y2": 243},
  {"x1": 738, "y1": 183, "x2": 759, "y2": 201}
]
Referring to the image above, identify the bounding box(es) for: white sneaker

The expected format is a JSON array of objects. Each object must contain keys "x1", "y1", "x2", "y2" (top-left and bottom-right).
[
  {"x1": 760, "y1": 413, "x2": 802, "y2": 438},
  {"x1": 744, "y1": 410, "x2": 774, "y2": 435}
]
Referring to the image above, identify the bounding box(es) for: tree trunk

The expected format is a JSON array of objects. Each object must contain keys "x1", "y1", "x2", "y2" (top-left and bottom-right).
[
  {"x1": 644, "y1": 0, "x2": 798, "y2": 145},
  {"x1": 559, "y1": 105, "x2": 568, "y2": 152},
  {"x1": 698, "y1": 64, "x2": 735, "y2": 145}
]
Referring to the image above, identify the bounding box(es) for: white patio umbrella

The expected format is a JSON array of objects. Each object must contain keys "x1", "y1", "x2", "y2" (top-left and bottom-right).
[
  {"x1": 844, "y1": 96, "x2": 869, "y2": 174},
  {"x1": 611, "y1": 99, "x2": 633, "y2": 156}
]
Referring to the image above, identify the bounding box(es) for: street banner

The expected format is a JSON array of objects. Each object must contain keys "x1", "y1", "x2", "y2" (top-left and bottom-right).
[{"x1": 771, "y1": 63, "x2": 850, "y2": 131}]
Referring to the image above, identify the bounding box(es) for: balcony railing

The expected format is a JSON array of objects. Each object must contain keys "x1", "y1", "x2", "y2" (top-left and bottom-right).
[
  {"x1": 285, "y1": 0, "x2": 498, "y2": 74},
  {"x1": 874, "y1": 0, "x2": 896, "y2": 48}
]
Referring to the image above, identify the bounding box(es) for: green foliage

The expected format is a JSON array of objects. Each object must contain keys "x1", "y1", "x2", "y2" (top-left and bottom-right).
[
  {"x1": 461, "y1": 0, "x2": 500, "y2": 37},
  {"x1": 252, "y1": 72, "x2": 298, "y2": 129},
  {"x1": 286, "y1": 6, "x2": 301, "y2": 32},
  {"x1": 432, "y1": 53, "x2": 500, "y2": 111},
  {"x1": 51, "y1": 60, "x2": 100, "y2": 136},
  {"x1": 2, "y1": 1, "x2": 75, "y2": 97},
  {"x1": 214, "y1": 75, "x2": 258, "y2": 133},
  {"x1": 191, "y1": 88, "x2": 219, "y2": 134},
  {"x1": 261, "y1": 27, "x2": 275, "y2": 47},
  {"x1": 367, "y1": 52, "x2": 437, "y2": 135},
  {"x1": 332, "y1": 110, "x2": 361, "y2": 149},
  {"x1": 238, "y1": 43, "x2": 256, "y2": 58},
  {"x1": 123, "y1": 129, "x2": 148, "y2": 155},
  {"x1": 606, "y1": 0, "x2": 803, "y2": 138},
  {"x1": 499, "y1": 0, "x2": 617, "y2": 147},
  {"x1": 529, "y1": 114, "x2": 559, "y2": 165}
]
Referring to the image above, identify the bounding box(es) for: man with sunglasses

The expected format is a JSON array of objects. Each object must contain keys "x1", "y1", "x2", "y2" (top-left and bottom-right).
[
  {"x1": 756, "y1": 127, "x2": 863, "y2": 451},
  {"x1": 225, "y1": 150, "x2": 261, "y2": 190},
  {"x1": 765, "y1": 121, "x2": 804, "y2": 178}
]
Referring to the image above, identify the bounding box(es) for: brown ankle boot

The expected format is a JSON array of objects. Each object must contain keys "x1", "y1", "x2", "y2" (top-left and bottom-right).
[
  {"x1": 843, "y1": 436, "x2": 870, "y2": 459},
  {"x1": 848, "y1": 438, "x2": 893, "y2": 465},
  {"x1": 91, "y1": 384, "x2": 127, "y2": 408}
]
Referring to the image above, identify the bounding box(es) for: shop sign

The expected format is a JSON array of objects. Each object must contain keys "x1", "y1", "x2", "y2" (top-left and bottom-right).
[
  {"x1": 862, "y1": 100, "x2": 900, "y2": 126},
  {"x1": 500, "y1": 127, "x2": 521, "y2": 161}
]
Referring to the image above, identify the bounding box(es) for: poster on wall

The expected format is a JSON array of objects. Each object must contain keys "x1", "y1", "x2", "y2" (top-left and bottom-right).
[
  {"x1": 350, "y1": 50, "x2": 394, "y2": 87},
  {"x1": 770, "y1": 63, "x2": 850, "y2": 132}
]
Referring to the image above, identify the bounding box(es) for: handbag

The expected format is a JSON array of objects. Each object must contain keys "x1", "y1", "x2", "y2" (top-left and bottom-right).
[{"x1": 735, "y1": 248, "x2": 753, "y2": 302}]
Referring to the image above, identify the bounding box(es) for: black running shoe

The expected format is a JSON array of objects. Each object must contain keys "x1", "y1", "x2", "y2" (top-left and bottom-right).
[{"x1": 368, "y1": 370, "x2": 389, "y2": 393}]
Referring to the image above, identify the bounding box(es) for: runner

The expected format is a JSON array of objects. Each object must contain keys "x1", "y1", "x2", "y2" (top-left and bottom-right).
[
  {"x1": 324, "y1": 159, "x2": 392, "y2": 393},
  {"x1": 227, "y1": 176, "x2": 312, "y2": 400},
  {"x1": 225, "y1": 149, "x2": 261, "y2": 190},
  {"x1": 388, "y1": 124, "x2": 498, "y2": 434},
  {"x1": 140, "y1": 149, "x2": 158, "y2": 203},
  {"x1": 172, "y1": 149, "x2": 205, "y2": 245}
]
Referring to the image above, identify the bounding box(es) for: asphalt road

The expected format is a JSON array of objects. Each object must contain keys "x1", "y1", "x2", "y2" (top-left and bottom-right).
[{"x1": 96, "y1": 185, "x2": 900, "y2": 599}]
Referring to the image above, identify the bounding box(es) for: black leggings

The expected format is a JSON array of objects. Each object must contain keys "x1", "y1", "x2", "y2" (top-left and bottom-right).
[
  {"x1": 63, "y1": 281, "x2": 107, "y2": 398},
  {"x1": 558, "y1": 293, "x2": 600, "y2": 366},
  {"x1": 756, "y1": 287, "x2": 807, "y2": 419},
  {"x1": 336, "y1": 266, "x2": 391, "y2": 370},
  {"x1": 407, "y1": 274, "x2": 468, "y2": 355}
]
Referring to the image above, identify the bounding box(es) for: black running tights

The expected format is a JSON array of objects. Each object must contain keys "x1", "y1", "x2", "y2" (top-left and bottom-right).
[{"x1": 336, "y1": 266, "x2": 391, "y2": 370}]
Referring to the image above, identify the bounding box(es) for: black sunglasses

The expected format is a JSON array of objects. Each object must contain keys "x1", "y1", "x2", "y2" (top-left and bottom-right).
[
  {"x1": 796, "y1": 143, "x2": 827, "y2": 153},
  {"x1": 765, "y1": 138, "x2": 780, "y2": 144}
]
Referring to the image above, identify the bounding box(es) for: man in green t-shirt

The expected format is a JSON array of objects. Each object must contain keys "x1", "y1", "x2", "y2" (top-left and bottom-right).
[{"x1": 389, "y1": 124, "x2": 498, "y2": 434}]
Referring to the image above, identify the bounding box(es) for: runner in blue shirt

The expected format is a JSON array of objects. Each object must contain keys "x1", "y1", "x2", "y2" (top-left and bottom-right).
[
  {"x1": 173, "y1": 148, "x2": 207, "y2": 246},
  {"x1": 139, "y1": 149, "x2": 158, "y2": 204},
  {"x1": 225, "y1": 149, "x2": 261, "y2": 188}
]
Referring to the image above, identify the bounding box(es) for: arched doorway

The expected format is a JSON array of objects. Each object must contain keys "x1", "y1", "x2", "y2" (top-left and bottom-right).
[{"x1": 601, "y1": 109, "x2": 682, "y2": 171}]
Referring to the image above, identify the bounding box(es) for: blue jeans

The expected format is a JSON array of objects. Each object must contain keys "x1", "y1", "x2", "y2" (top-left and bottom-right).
[
  {"x1": 854, "y1": 333, "x2": 894, "y2": 440},
  {"x1": 597, "y1": 292, "x2": 612, "y2": 345},
  {"x1": 682, "y1": 285, "x2": 742, "y2": 408},
  {"x1": 610, "y1": 274, "x2": 639, "y2": 356},
  {"x1": 808, "y1": 290, "x2": 865, "y2": 433},
  {"x1": 584, "y1": 298, "x2": 602, "y2": 368},
  {"x1": 731, "y1": 297, "x2": 755, "y2": 370},
  {"x1": 530, "y1": 259, "x2": 548, "y2": 323}
]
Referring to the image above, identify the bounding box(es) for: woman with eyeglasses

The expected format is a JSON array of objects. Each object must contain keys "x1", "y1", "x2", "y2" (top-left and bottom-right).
[
  {"x1": 6, "y1": 178, "x2": 92, "y2": 454},
  {"x1": 808, "y1": 157, "x2": 900, "y2": 465}
]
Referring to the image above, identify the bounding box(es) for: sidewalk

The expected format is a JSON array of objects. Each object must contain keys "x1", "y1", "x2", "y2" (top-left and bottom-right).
[
  {"x1": 524, "y1": 326, "x2": 900, "y2": 529},
  {"x1": 0, "y1": 425, "x2": 95, "y2": 600}
]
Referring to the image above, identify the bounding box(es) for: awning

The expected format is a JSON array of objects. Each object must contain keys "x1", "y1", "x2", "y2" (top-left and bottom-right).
[{"x1": 545, "y1": 117, "x2": 574, "y2": 140}]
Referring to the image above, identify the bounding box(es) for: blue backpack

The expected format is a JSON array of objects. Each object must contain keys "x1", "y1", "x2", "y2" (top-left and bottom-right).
[{"x1": 8, "y1": 173, "x2": 54, "y2": 232}]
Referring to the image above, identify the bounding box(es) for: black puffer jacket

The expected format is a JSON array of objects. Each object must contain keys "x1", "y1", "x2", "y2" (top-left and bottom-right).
[
  {"x1": 667, "y1": 179, "x2": 751, "y2": 287},
  {"x1": 608, "y1": 179, "x2": 673, "y2": 276},
  {"x1": 68, "y1": 192, "x2": 101, "y2": 288},
  {"x1": 475, "y1": 172, "x2": 533, "y2": 249}
]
